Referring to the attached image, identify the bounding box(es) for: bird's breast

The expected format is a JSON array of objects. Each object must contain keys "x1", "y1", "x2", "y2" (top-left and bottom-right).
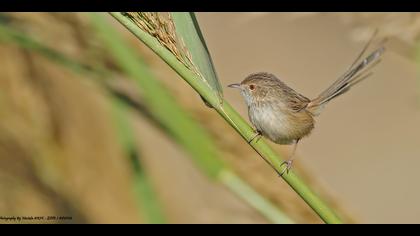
[{"x1": 249, "y1": 102, "x2": 314, "y2": 144}]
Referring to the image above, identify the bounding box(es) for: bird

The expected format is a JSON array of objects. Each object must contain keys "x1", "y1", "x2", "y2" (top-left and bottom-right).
[{"x1": 228, "y1": 35, "x2": 385, "y2": 176}]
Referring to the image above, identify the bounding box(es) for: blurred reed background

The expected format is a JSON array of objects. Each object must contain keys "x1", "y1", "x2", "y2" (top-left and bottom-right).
[{"x1": 0, "y1": 12, "x2": 419, "y2": 224}]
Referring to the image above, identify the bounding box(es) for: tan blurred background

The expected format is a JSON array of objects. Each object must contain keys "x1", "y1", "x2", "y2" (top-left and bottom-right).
[{"x1": 0, "y1": 12, "x2": 419, "y2": 224}]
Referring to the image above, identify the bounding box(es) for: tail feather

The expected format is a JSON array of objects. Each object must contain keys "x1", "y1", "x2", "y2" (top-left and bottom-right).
[{"x1": 307, "y1": 37, "x2": 385, "y2": 116}]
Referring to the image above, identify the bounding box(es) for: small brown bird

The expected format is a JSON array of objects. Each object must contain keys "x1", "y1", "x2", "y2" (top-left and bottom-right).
[{"x1": 228, "y1": 37, "x2": 385, "y2": 176}]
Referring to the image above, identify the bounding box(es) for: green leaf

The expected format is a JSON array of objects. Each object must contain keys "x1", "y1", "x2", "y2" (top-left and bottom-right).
[{"x1": 171, "y1": 12, "x2": 223, "y2": 103}]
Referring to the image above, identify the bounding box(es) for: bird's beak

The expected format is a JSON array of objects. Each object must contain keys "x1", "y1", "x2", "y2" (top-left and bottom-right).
[{"x1": 227, "y1": 83, "x2": 241, "y2": 89}]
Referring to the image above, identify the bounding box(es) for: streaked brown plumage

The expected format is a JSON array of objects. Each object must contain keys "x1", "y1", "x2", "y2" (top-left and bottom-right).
[{"x1": 228, "y1": 38, "x2": 385, "y2": 175}]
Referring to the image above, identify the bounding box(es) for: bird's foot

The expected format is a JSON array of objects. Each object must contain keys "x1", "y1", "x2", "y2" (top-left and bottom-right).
[
  {"x1": 279, "y1": 160, "x2": 293, "y2": 177},
  {"x1": 248, "y1": 130, "x2": 262, "y2": 144}
]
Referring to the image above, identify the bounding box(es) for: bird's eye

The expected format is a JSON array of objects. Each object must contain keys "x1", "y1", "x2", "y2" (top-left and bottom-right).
[{"x1": 249, "y1": 84, "x2": 255, "y2": 90}]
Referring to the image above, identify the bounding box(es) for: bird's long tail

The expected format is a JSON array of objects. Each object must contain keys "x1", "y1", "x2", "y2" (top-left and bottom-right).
[{"x1": 306, "y1": 32, "x2": 386, "y2": 116}]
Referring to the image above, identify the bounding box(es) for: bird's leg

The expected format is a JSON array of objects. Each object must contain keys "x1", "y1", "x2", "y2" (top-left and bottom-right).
[
  {"x1": 279, "y1": 139, "x2": 300, "y2": 176},
  {"x1": 248, "y1": 129, "x2": 262, "y2": 144}
]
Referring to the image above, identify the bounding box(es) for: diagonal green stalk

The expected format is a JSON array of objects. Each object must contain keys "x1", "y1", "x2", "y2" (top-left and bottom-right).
[
  {"x1": 111, "y1": 97, "x2": 167, "y2": 223},
  {"x1": 110, "y1": 12, "x2": 342, "y2": 224},
  {"x1": 0, "y1": 23, "x2": 109, "y2": 80}
]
